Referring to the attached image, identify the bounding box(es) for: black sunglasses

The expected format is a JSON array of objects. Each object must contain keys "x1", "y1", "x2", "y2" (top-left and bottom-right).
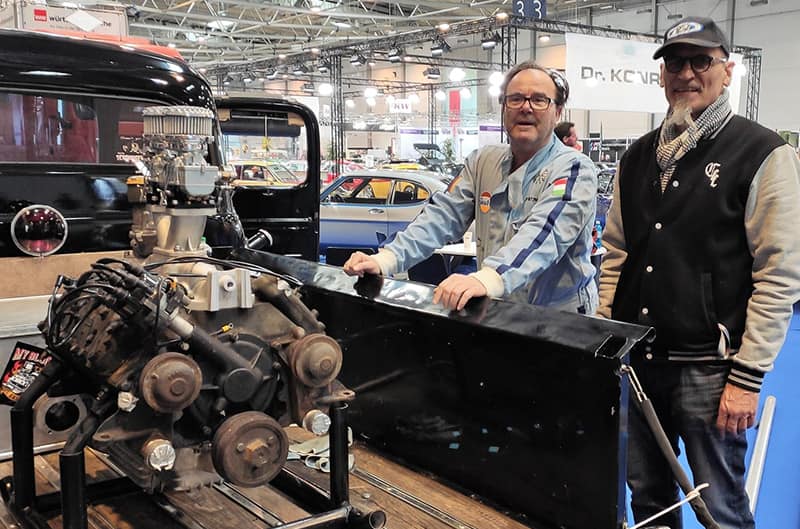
[{"x1": 663, "y1": 54, "x2": 728, "y2": 74}]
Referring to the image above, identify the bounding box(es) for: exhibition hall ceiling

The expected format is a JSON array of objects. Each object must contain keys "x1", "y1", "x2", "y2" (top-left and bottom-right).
[{"x1": 119, "y1": 0, "x2": 662, "y2": 70}]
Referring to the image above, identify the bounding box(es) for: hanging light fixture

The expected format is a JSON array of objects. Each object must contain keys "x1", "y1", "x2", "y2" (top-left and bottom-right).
[
  {"x1": 424, "y1": 67, "x2": 441, "y2": 80},
  {"x1": 350, "y1": 53, "x2": 366, "y2": 66},
  {"x1": 434, "y1": 90, "x2": 446, "y2": 101},
  {"x1": 481, "y1": 32, "x2": 502, "y2": 50},
  {"x1": 430, "y1": 39, "x2": 451, "y2": 56},
  {"x1": 387, "y1": 47, "x2": 404, "y2": 62}
]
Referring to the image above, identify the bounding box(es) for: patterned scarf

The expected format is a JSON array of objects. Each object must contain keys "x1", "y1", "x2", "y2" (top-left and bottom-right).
[{"x1": 656, "y1": 90, "x2": 731, "y2": 192}]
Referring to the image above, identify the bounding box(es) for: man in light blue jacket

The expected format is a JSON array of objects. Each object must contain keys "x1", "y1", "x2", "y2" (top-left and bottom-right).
[{"x1": 344, "y1": 61, "x2": 598, "y2": 313}]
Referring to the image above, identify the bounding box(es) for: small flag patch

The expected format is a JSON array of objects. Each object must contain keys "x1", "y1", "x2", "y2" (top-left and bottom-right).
[{"x1": 552, "y1": 177, "x2": 567, "y2": 197}]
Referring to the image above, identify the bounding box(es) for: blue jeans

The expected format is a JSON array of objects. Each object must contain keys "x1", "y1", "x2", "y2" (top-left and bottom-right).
[{"x1": 627, "y1": 360, "x2": 755, "y2": 529}]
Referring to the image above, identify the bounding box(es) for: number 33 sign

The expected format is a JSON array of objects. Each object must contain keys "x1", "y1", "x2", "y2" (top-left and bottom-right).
[{"x1": 513, "y1": 0, "x2": 546, "y2": 19}]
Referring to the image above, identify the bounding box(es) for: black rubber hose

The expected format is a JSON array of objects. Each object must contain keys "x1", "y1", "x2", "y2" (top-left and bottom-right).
[{"x1": 636, "y1": 397, "x2": 722, "y2": 529}]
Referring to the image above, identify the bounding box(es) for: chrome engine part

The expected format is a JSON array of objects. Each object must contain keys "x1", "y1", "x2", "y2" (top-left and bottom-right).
[
  {"x1": 128, "y1": 105, "x2": 252, "y2": 312},
  {"x1": 129, "y1": 105, "x2": 218, "y2": 260}
]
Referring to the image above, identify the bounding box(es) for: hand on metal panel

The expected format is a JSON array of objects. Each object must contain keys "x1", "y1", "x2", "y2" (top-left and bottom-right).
[
  {"x1": 343, "y1": 251, "x2": 381, "y2": 277},
  {"x1": 433, "y1": 274, "x2": 487, "y2": 311}
]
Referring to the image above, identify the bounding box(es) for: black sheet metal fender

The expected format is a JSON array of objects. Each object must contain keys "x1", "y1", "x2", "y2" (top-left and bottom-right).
[{"x1": 235, "y1": 249, "x2": 653, "y2": 529}]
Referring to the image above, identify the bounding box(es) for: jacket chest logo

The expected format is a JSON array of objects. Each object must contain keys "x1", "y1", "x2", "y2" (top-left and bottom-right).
[
  {"x1": 705, "y1": 162, "x2": 721, "y2": 188},
  {"x1": 479, "y1": 191, "x2": 491, "y2": 213}
]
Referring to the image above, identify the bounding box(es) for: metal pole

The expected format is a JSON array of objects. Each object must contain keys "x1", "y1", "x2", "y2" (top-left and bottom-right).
[
  {"x1": 745, "y1": 395, "x2": 776, "y2": 514},
  {"x1": 329, "y1": 402, "x2": 349, "y2": 506},
  {"x1": 622, "y1": 365, "x2": 721, "y2": 529},
  {"x1": 10, "y1": 359, "x2": 64, "y2": 511}
]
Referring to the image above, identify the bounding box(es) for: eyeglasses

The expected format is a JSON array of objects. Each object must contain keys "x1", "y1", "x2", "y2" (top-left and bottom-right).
[
  {"x1": 663, "y1": 54, "x2": 728, "y2": 74},
  {"x1": 502, "y1": 93, "x2": 554, "y2": 111}
]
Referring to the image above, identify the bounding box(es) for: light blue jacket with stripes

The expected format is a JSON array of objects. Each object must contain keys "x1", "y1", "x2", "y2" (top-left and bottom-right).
[{"x1": 382, "y1": 135, "x2": 599, "y2": 312}]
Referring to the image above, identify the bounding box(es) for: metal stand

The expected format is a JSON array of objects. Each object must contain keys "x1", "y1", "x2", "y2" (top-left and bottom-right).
[
  {"x1": 621, "y1": 365, "x2": 721, "y2": 529},
  {"x1": 2, "y1": 379, "x2": 384, "y2": 529},
  {"x1": 270, "y1": 399, "x2": 385, "y2": 529}
]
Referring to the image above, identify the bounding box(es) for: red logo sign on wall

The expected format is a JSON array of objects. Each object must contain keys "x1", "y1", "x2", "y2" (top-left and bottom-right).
[{"x1": 33, "y1": 8, "x2": 47, "y2": 21}]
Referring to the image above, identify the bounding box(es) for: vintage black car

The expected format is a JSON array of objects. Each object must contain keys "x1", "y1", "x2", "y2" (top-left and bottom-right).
[{"x1": 0, "y1": 30, "x2": 320, "y2": 260}]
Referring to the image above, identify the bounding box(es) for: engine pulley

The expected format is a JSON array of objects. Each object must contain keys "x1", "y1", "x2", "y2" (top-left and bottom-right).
[
  {"x1": 212, "y1": 411, "x2": 288, "y2": 487},
  {"x1": 287, "y1": 334, "x2": 343, "y2": 388},
  {"x1": 139, "y1": 352, "x2": 203, "y2": 413}
]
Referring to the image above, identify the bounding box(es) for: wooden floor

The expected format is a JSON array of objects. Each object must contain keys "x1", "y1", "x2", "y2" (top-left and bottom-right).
[{"x1": 0, "y1": 430, "x2": 531, "y2": 529}]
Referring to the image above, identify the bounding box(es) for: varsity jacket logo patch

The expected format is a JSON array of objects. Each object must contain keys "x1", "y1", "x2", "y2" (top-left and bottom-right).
[{"x1": 705, "y1": 162, "x2": 721, "y2": 188}]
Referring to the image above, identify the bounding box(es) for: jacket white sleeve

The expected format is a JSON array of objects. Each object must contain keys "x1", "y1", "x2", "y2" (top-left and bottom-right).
[
  {"x1": 732, "y1": 144, "x2": 800, "y2": 390},
  {"x1": 380, "y1": 155, "x2": 477, "y2": 274}
]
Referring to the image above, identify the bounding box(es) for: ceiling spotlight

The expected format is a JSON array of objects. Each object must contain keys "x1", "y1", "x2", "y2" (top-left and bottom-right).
[
  {"x1": 409, "y1": 92, "x2": 420, "y2": 104},
  {"x1": 345, "y1": 99, "x2": 355, "y2": 108},
  {"x1": 488, "y1": 84, "x2": 502, "y2": 97},
  {"x1": 449, "y1": 67, "x2": 466, "y2": 82},
  {"x1": 318, "y1": 60, "x2": 330, "y2": 73},
  {"x1": 292, "y1": 64, "x2": 307, "y2": 75},
  {"x1": 222, "y1": 75, "x2": 232, "y2": 86},
  {"x1": 387, "y1": 47, "x2": 404, "y2": 62},
  {"x1": 386, "y1": 95, "x2": 396, "y2": 104},
  {"x1": 311, "y1": 47, "x2": 320, "y2": 54},
  {"x1": 278, "y1": 53, "x2": 287, "y2": 60},
  {"x1": 424, "y1": 67, "x2": 441, "y2": 80},
  {"x1": 434, "y1": 90, "x2": 446, "y2": 101},
  {"x1": 365, "y1": 97, "x2": 376, "y2": 107},
  {"x1": 431, "y1": 39, "x2": 451, "y2": 56},
  {"x1": 459, "y1": 87, "x2": 472, "y2": 99},
  {"x1": 488, "y1": 71, "x2": 504, "y2": 86},
  {"x1": 495, "y1": 12, "x2": 508, "y2": 20},
  {"x1": 481, "y1": 32, "x2": 501, "y2": 50},
  {"x1": 538, "y1": 34, "x2": 551, "y2": 42},
  {"x1": 318, "y1": 82, "x2": 333, "y2": 96},
  {"x1": 242, "y1": 71, "x2": 254, "y2": 83},
  {"x1": 331, "y1": 21, "x2": 351, "y2": 28},
  {"x1": 438, "y1": 23, "x2": 450, "y2": 32},
  {"x1": 266, "y1": 69, "x2": 278, "y2": 80},
  {"x1": 350, "y1": 53, "x2": 366, "y2": 66},
  {"x1": 364, "y1": 86, "x2": 378, "y2": 98}
]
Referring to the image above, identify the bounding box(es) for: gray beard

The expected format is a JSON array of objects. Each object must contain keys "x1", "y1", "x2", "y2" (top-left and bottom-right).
[{"x1": 664, "y1": 103, "x2": 694, "y2": 133}]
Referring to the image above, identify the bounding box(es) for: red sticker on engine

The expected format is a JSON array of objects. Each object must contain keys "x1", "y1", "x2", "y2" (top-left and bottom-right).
[{"x1": 1, "y1": 342, "x2": 52, "y2": 406}]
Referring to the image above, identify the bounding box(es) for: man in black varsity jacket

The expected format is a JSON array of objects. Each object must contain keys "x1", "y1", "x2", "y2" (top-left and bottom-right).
[{"x1": 598, "y1": 16, "x2": 800, "y2": 529}]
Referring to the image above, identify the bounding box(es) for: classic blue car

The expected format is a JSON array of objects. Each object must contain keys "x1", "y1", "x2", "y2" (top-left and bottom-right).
[{"x1": 319, "y1": 170, "x2": 450, "y2": 263}]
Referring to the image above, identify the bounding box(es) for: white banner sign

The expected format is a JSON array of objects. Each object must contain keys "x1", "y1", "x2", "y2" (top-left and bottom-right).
[
  {"x1": 19, "y1": 4, "x2": 128, "y2": 37},
  {"x1": 565, "y1": 33, "x2": 741, "y2": 114}
]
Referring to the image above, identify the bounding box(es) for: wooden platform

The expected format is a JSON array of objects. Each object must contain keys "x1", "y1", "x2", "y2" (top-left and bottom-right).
[{"x1": 0, "y1": 430, "x2": 531, "y2": 529}]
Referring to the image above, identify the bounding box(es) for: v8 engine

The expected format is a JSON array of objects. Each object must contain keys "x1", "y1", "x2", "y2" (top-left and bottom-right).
[{"x1": 35, "y1": 106, "x2": 348, "y2": 493}]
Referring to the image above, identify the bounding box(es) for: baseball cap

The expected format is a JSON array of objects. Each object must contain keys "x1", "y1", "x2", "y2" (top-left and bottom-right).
[{"x1": 652, "y1": 16, "x2": 731, "y2": 59}]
